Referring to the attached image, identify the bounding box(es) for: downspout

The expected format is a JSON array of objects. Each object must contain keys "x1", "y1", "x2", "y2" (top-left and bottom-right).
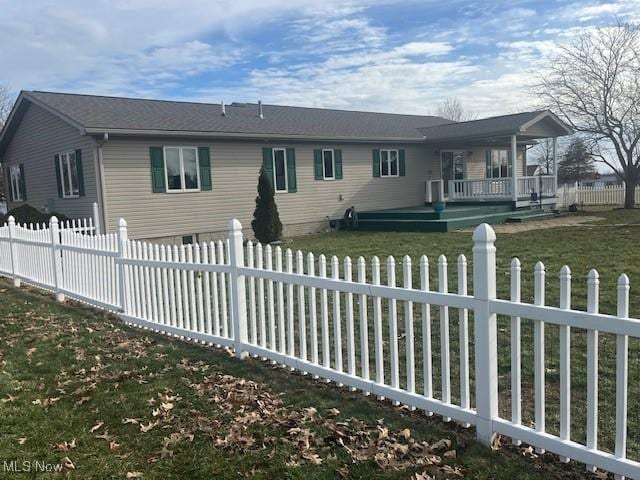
[{"x1": 92, "y1": 133, "x2": 109, "y2": 233}]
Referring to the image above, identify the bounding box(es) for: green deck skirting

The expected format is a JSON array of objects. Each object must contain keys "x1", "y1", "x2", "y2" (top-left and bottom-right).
[{"x1": 357, "y1": 204, "x2": 555, "y2": 232}]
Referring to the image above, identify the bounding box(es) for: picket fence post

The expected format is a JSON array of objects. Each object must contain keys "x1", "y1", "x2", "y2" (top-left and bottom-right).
[
  {"x1": 472, "y1": 223, "x2": 499, "y2": 445},
  {"x1": 228, "y1": 219, "x2": 248, "y2": 359},
  {"x1": 49, "y1": 216, "x2": 65, "y2": 302},
  {"x1": 7, "y1": 216, "x2": 20, "y2": 287},
  {"x1": 92, "y1": 202, "x2": 101, "y2": 235},
  {"x1": 117, "y1": 219, "x2": 128, "y2": 313}
]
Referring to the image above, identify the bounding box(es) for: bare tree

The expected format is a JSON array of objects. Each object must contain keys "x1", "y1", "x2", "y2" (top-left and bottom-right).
[
  {"x1": 529, "y1": 138, "x2": 555, "y2": 175},
  {"x1": 436, "y1": 97, "x2": 477, "y2": 122},
  {"x1": 534, "y1": 22, "x2": 640, "y2": 208},
  {"x1": 0, "y1": 84, "x2": 13, "y2": 130}
]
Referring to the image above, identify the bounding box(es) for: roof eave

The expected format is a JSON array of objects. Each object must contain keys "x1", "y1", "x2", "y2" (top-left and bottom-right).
[{"x1": 84, "y1": 127, "x2": 428, "y2": 143}]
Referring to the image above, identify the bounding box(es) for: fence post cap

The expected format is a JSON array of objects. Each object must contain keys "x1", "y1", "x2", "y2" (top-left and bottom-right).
[
  {"x1": 559, "y1": 265, "x2": 571, "y2": 277},
  {"x1": 118, "y1": 218, "x2": 127, "y2": 228},
  {"x1": 510, "y1": 257, "x2": 521, "y2": 268},
  {"x1": 228, "y1": 218, "x2": 242, "y2": 231},
  {"x1": 587, "y1": 268, "x2": 599, "y2": 281},
  {"x1": 535, "y1": 261, "x2": 545, "y2": 272},
  {"x1": 618, "y1": 273, "x2": 630, "y2": 287},
  {"x1": 472, "y1": 223, "x2": 496, "y2": 243},
  {"x1": 7, "y1": 215, "x2": 15, "y2": 225},
  {"x1": 49, "y1": 216, "x2": 58, "y2": 225}
]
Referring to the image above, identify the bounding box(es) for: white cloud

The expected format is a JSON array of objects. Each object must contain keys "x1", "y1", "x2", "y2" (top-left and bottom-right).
[{"x1": 0, "y1": 0, "x2": 636, "y2": 118}]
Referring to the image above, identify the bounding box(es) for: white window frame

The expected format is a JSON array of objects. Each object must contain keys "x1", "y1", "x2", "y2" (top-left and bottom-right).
[
  {"x1": 272, "y1": 148, "x2": 288, "y2": 193},
  {"x1": 380, "y1": 149, "x2": 399, "y2": 178},
  {"x1": 322, "y1": 149, "x2": 335, "y2": 180},
  {"x1": 9, "y1": 165, "x2": 23, "y2": 202},
  {"x1": 486, "y1": 149, "x2": 511, "y2": 179},
  {"x1": 163, "y1": 146, "x2": 201, "y2": 193},
  {"x1": 58, "y1": 151, "x2": 80, "y2": 199}
]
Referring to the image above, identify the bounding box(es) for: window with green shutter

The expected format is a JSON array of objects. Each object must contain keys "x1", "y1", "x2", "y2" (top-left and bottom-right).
[
  {"x1": 198, "y1": 147, "x2": 212, "y2": 191},
  {"x1": 150, "y1": 146, "x2": 166, "y2": 193},
  {"x1": 285, "y1": 148, "x2": 296, "y2": 193},
  {"x1": 398, "y1": 149, "x2": 406, "y2": 177},
  {"x1": 267, "y1": 147, "x2": 296, "y2": 193},
  {"x1": 314, "y1": 148, "x2": 343, "y2": 181},
  {"x1": 372, "y1": 149, "x2": 381, "y2": 177},
  {"x1": 262, "y1": 147, "x2": 275, "y2": 188}
]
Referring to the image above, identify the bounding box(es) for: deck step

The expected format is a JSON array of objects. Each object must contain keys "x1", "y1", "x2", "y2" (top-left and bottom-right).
[{"x1": 358, "y1": 208, "x2": 555, "y2": 232}]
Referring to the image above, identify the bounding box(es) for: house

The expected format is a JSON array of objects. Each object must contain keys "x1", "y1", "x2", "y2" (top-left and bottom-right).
[
  {"x1": 526, "y1": 164, "x2": 544, "y2": 176},
  {"x1": 0, "y1": 91, "x2": 573, "y2": 241}
]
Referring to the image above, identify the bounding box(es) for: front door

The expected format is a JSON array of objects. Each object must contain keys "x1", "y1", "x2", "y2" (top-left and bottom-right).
[{"x1": 441, "y1": 151, "x2": 464, "y2": 196}]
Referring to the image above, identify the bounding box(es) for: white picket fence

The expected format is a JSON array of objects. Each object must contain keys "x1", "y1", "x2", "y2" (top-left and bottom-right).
[
  {"x1": 558, "y1": 183, "x2": 640, "y2": 207},
  {"x1": 0, "y1": 215, "x2": 639, "y2": 479}
]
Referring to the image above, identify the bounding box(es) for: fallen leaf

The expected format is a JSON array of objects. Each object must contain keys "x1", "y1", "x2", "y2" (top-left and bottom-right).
[{"x1": 90, "y1": 421, "x2": 104, "y2": 433}]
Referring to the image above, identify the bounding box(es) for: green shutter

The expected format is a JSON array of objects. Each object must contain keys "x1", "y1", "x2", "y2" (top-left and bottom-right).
[
  {"x1": 335, "y1": 149, "x2": 343, "y2": 180},
  {"x1": 198, "y1": 147, "x2": 212, "y2": 191},
  {"x1": 19, "y1": 164, "x2": 26, "y2": 201},
  {"x1": 149, "y1": 146, "x2": 166, "y2": 193},
  {"x1": 286, "y1": 147, "x2": 297, "y2": 193},
  {"x1": 372, "y1": 149, "x2": 381, "y2": 177},
  {"x1": 313, "y1": 149, "x2": 323, "y2": 180},
  {"x1": 54, "y1": 155, "x2": 62, "y2": 198},
  {"x1": 75, "y1": 149, "x2": 85, "y2": 196},
  {"x1": 398, "y1": 149, "x2": 406, "y2": 177},
  {"x1": 262, "y1": 148, "x2": 274, "y2": 187},
  {"x1": 6, "y1": 167, "x2": 13, "y2": 202}
]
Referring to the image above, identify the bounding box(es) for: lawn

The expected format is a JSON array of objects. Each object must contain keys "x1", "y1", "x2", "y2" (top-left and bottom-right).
[
  {"x1": 0, "y1": 283, "x2": 593, "y2": 479},
  {"x1": 0, "y1": 207, "x2": 637, "y2": 479}
]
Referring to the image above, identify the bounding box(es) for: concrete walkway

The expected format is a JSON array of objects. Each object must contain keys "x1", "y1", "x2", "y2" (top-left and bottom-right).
[{"x1": 460, "y1": 215, "x2": 604, "y2": 234}]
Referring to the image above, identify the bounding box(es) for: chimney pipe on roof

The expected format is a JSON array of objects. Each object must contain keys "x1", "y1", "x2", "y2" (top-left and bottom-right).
[
  {"x1": 258, "y1": 100, "x2": 264, "y2": 119},
  {"x1": 221, "y1": 101, "x2": 226, "y2": 116}
]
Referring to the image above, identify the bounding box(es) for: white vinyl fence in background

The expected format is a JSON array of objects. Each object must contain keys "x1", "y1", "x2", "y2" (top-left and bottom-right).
[
  {"x1": 0, "y1": 214, "x2": 639, "y2": 479},
  {"x1": 558, "y1": 183, "x2": 640, "y2": 207}
]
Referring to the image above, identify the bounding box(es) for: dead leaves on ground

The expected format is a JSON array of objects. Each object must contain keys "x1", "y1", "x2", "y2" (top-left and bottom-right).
[{"x1": 179, "y1": 371, "x2": 463, "y2": 477}]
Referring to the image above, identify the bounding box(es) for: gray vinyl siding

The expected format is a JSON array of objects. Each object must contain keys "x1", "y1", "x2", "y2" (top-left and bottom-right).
[
  {"x1": 101, "y1": 138, "x2": 436, "y2": 239},
  {"x1": 2, "y1": 103, "x2": 98, "y2": 218}
]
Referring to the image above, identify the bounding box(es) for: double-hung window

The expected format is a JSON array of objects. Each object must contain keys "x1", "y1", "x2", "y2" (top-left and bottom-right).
[
  {"x1": 486, "y1": 149, "x2": 511, "y2": 179},
  {"x1": 58, "y1": 151, "x2": 80, "y2": 198},
  {"x1": 9, "y1": 165, "x2": 24, "y2": 201},
  {"x1": 272, "y1": 148, "x2": 288, "y2": 192},
  {"x1": 322, "y1": 149, "x2": 335, "y2": 180},
  {"x1": 164, "y1": 146, "x2": 200, "y2": 192},
  {"x1": 380, "y1": 149, "x2": 399, "y2": 177}
]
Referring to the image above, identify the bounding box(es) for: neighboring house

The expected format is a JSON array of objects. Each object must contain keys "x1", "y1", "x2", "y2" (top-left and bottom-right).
[
  {"x1": 526, "y1": 164, "x2": 544, "y2": 176},
  {"x1": 0, "y1": 91, "x2": 572, "y2": 242}
]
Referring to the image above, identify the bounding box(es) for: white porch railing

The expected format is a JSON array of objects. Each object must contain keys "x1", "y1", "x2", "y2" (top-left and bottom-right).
[
  {"x1": 448, "y1": 178, "x2": 512, "y2": 199},
  {"x1": 447, "y1": 175, "x2": 556, "y2": 201}
]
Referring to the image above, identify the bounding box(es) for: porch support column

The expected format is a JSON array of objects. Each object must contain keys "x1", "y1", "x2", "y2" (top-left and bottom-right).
[
  {"x1": 552, "y1": 136, "x2": 558, "y2": 197},
  {"x1": 511, "y1": 134, "x2": 518, "y2": 202}
]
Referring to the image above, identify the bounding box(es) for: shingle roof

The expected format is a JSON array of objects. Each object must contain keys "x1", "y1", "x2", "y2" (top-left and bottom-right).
[
  {"x1": 25, "y1": 91, "x2": 450, "y2": 140},
  {"x1": 418, "y1": 111, "x2": 548, "y2": 141}
]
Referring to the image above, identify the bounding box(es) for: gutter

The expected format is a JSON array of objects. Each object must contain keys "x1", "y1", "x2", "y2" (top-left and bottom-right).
[
  {"x1": 82, "y1": 127, "x2": 428, "y2": 144},
  {"x1": 92, "y1": 133, "x2": 109, "y2": 234}
]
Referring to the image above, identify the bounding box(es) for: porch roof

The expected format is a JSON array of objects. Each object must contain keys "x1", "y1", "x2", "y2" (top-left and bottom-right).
[{"x1": 419, "y1": 110, "x2": 573, "y2": 143}]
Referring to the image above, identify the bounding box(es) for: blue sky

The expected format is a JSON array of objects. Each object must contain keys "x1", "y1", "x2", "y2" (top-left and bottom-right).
[{"x1": 0, "y1": 0, "x2": 637, "y2": 116}]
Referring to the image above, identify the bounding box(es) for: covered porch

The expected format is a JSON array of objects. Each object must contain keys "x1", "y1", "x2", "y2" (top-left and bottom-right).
[{"x1": 420, "y1": 110, "x2": 573, "y2": 205}]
